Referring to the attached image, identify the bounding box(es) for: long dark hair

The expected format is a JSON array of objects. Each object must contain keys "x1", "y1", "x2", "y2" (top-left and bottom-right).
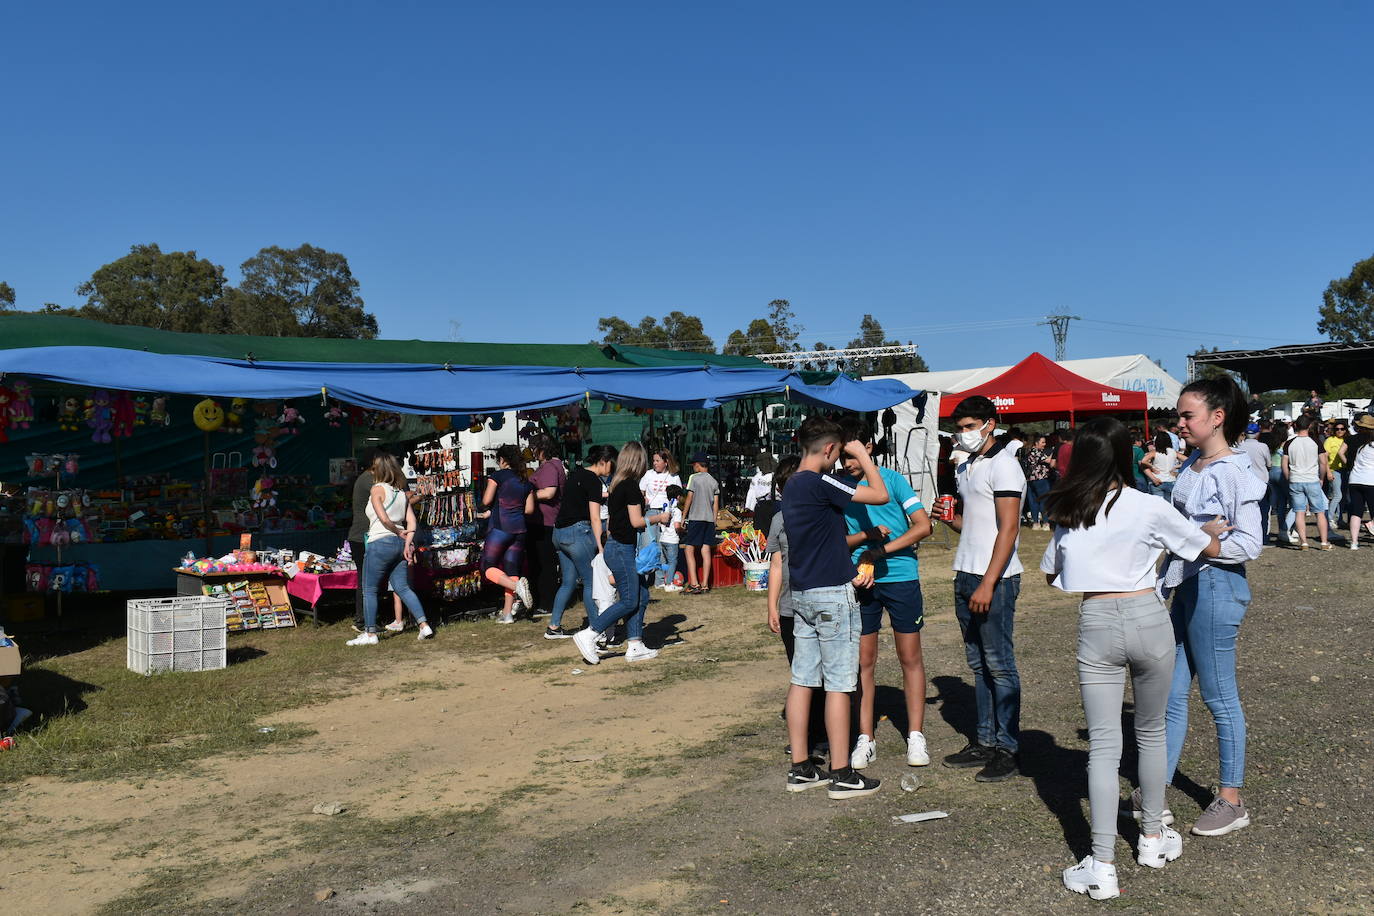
[
  {"x1": 772, "y1": 455, "x2": 801, "y2": 497},
  {"x1": 1044, "y1": 417, "x2": 1134, "y2": 530},
  {"x1": 1180, "y1": 376, "x2": 1249, "y2": 445},
  {"x1": 496, "y1": 443, "x2": 527, "y2": 477},
  {"x1": 1348, "y1": 423, "x2": 1374, "y2": 463}
]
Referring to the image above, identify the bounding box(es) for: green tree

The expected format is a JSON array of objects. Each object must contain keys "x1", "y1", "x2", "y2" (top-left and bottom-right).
[
  {"x1": 723, "y1": 298, "x2": 805, "y2": 357},
  {"x1": 595, "y1": 312, "x2": 714, "y2": 352},
  {"x1": 232, "y1": 244, "x2": 377, "y2": 338},
  {"x1": 845, "y1": 314, "x2": 928, "y2": 375},
  {"x1": 75, "y1": 243, "x2": 229, "y2": 332},
  {"x1": 1318, "y1": 253, "x2": 1374, "y2": 342},
  {"x1": 0, "y1": 281, "x2": 14, "y2": 310}
]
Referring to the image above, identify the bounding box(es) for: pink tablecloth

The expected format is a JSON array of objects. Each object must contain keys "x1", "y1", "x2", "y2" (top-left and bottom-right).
[{"x1": 286, "y1": 570, "x2": 360, "y2": 607}]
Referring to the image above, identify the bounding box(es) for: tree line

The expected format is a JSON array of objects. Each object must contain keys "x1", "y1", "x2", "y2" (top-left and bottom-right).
[
  {"x1": 595, "y1": 298, "x2": 929, "y2": 376},
  {"x1": 0, "y1": 243, "x2": 378, "y2": 339}
]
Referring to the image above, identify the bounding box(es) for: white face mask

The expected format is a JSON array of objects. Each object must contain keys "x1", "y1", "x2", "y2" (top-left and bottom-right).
[{"x1": 955, "y1": 421, "x2": 991, "y2": 453}]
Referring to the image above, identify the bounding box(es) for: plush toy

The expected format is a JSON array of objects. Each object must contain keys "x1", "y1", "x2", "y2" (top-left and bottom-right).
[
  {"x1": 278, "y1": 403, "x2": 304, "y2": 435},
  {"x1": 133, "y1": 395, "x2": 150, "y2": 426},
  {"x1": 0, "y1": 385, "x2": 13, "y2": 442},
  {"x1": 9, "y1": 380, "x2": 33, "y2": 429},
  {"x1": 252, "y1": 475, "x2": 278, "y2": 509},
  {"x1": 323, "y1": 403, "x2": 346, "y2": 427},
  {"x1": 87, "y1": 390, "x2": 114, "y2": 443},
  {"x1": 225, "y1": 398, "x2": 248, "y2": 434},
  {"x1": 111, "y1": 392, "x2": 137, "y2": 439},
  {"x1": 252, "y1": 402, "x2": 281, "y2": 467},
  {"x1": 193, "y1": 398, "x2": 224, "y2": 432},
  {"x1": 149, "y1": 396, "x2": 170, "y2": 427}
]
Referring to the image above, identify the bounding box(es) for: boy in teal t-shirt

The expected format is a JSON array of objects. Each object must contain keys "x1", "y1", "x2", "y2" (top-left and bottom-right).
[{"x1": 840, "y1": 420, "x2": 934, "y2": 771}]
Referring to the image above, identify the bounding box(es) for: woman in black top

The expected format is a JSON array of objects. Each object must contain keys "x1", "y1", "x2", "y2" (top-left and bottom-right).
[
  {"x1": 571, "y1": 442, "x2": 659, "y2": 665},
  {"x1": 545, "y1": 444, "x2": 617, "y2": 639}
]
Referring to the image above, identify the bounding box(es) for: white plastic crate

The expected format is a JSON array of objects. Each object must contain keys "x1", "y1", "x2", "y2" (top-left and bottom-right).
[{"x1": 127, "y1": 596, "x2": 229, "y2": 675}]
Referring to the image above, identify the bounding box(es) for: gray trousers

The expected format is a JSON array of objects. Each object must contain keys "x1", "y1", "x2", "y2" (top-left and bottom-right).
[{"x1": 1078, "y1": 593, "x2": 1176, "y2": 862}]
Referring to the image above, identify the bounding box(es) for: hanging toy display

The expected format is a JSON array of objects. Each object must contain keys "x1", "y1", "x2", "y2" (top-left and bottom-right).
[
  {"x1": 252, "y1": 401, "x2": 283, "y2": 467},
  {"x1": 192, "y1": 398, "x2": 225, "y2": 432},
  {"x1": 468, "y1": 414, "x2": 485, "y2": 434},
  {"x1": 111, "y1": 391, "x2": 137, "y2": 439},
  {"x1": 252, "y1": 475, "x2": 278, "y2": 509},
  {"x1": 149, "y1": 396, "x2": 171, "y2": 427},
  {"x1": 278, "y1": 402, "x2": 304, "y2": 436},
  {"x1": 224, "y1": 398, "x2": 248, "y2": 435},
  {"x1": 322, "y1": 402, "x2": 346, "y2": 427},
  {"x1": 0, "y1": 384, "x2": 13, "y2": 443},
  {"x1": 133, "y1": 394, "x2": 150, "y2": 426},
  {"x1": 9, "y1": 380, "x2": 33, "y2": 430},
  {"x1": 87, "y1": 389, "x2": 115, "y2": 443},
  {"x1": 58, "y1": 397, "x2": 82, "y2": 432}
]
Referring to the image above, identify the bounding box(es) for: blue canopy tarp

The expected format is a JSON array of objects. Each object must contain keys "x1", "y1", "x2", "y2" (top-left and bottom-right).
[{"x1": 0, "y1": 346, "x2": 918, "y2": 413}]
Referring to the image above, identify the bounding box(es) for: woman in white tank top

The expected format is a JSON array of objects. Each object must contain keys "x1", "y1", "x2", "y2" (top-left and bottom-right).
[{"x1": 347, "y1": 453, "x2": 433, "y2": 645}]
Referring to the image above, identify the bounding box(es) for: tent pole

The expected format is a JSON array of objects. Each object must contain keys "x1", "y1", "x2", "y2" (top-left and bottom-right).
[
  {"x1": 1144, "y1": 411, "x2": 1150, "y2": 438},
  {"x1": 203, "y1": 431, "x2": 213, "y2": 557}
]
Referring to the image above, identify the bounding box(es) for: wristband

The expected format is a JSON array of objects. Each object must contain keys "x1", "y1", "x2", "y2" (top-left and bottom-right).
[{"x1": 864, "y1": 527, "x2": 885, "y2": 544}]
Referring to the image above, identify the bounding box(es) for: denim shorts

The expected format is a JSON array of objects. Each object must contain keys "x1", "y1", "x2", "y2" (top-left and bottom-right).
[
  {"x1": 1289, "y1": 480, "x2": 1328, "y2": 513},
  {"x1": 857, "y1": 579, "x2": 924, "y2": 635},
  {"x1": 790, "y1": 584, "x2": 861, "y2": 692}
]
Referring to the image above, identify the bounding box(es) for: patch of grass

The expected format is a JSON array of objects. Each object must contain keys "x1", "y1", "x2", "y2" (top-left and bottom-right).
[
  {"x1": 95, "y1": 861, "x2": 220, "y2": 915},
  {"x1": 384, "y1": 677, "x2": 450, "y2": 697},
  {"x1": 511, "y1": 654, "x2": 575, "y2": 675}
]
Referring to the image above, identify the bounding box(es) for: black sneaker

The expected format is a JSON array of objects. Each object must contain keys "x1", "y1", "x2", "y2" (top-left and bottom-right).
[
  {"x1": 974, "y1": 748, "x2": 1019, "y2": 782},
  {"x1": 827, "y1": 767, "x2": 881, "y2": 799},
  {"x1": 943, "y1": 742, "x2": 994, "y2": 769},
  {"x1": 543, "y1": 625, "x2": 572, "y2": 640},
  {"x1": 785, "y1": 761, "x2": 830, "y2": 793}
]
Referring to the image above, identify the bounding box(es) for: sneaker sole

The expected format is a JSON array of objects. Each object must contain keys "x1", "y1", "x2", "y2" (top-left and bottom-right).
[
  {"x1": 827, "y1": 784, "x2": 881, "y2": 800},
  {"x1": 1191, "y1": 814, "x2": 1250, "y2": 836},
  {"x1": 1064, "y1": 881, "x2": 1119, "y2": 901},
  {"x1": 907, "y1": 755, "x2": 931, "y2": 766},
  {"x1": 625, "y1": 653, "x2": 659, "y2": 663},
  {"x1": 1131, "y1": 808, "x2": 1176, "y2": 826},
  {"x1": 1136, "y1": 847, "x2": 1183, "y2": 868},
  {"x1": 851, "y1": 754, "x2": 875, "y2": 771},
  {"x1": 974, "y1": 767, "x2": 1020, "y2": 783},
  {"x1": 543, "y1": 632, "x2": 572, "y2": 640},
  {"x1": 786, "y1": 779, "x2": 830, "y2": 793}
]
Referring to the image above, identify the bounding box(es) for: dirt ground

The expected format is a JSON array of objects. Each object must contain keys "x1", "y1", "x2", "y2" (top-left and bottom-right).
[{"x1": 7, "y1": 528, "x2": 1374, "y2": 915}]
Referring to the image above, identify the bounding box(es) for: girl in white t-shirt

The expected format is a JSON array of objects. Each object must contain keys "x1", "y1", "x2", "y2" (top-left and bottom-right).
[
  {"x1": 1141, "y1": 431, "x2": 1179, "y2": 501},
  {"x1": 1042, "y1": 417, "x2": 1225, "y2": 900}
]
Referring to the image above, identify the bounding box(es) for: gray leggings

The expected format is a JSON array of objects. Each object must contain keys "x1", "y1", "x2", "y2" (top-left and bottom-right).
[{"x1": 1078, "y1": 593, "x2": 1176, "y2": 862}]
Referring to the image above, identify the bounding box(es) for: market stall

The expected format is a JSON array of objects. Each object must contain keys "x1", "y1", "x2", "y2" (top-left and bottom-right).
[{"x1": 937, "y1": 352, "x2": 1149, "y2": 424}]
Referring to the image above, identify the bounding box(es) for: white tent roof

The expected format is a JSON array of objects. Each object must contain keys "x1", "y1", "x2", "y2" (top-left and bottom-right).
[{"x1": 871, "y1": 354, "x2": 1182, "y2": 411}]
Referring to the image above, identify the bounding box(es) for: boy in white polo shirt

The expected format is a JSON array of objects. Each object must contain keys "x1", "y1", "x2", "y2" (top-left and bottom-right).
[{"x1": 940, "y1": 395, "x2": 1026, "y2": 783}]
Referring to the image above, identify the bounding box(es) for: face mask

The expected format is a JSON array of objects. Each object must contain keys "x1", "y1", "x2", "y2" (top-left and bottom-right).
[{"x1": 955, "y1": 421, "x2": 991, "y2": 453}]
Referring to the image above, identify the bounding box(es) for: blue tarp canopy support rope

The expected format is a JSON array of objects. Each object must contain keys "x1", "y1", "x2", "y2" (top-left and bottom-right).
[{"x1": 0, "y1": 346, "x2": 920, "y2": 414}]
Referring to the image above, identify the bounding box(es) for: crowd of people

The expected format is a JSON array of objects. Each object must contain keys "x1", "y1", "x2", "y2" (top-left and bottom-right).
[{"x1": 339, "y1": 372, "x2": 1340, "y2": 900}]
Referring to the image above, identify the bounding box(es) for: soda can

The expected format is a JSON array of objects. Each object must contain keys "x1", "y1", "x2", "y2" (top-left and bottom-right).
[
  {"x1": 0, "y1": 736, "x2": 15, "y2": 751},
  {"x1": 936, "y1": 495, "x2": 955, "y2": 521}
]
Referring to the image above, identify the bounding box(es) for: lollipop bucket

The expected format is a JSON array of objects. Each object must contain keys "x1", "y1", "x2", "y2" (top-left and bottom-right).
[{"x1": 742, "y1": 561, "x2": 769, "y2": 591}]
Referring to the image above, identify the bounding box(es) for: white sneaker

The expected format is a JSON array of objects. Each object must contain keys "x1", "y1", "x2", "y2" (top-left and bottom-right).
[
  {"x1": 345, "y1": 632, "x2": 378, "y2": 646},
  {"x1": 514, "y1": 577, "x2": 535, "y2": 611},
  {"x1": 906, "y1": 731, "x2": 930, "y2": 766},
  {"x1": 1062, "y1": 855, "x2": 1119, "y2": 900},
  {"x1": 850, "y1": 734, "x2": 877, "y2": 770},
  {"x1": 497, "y1": 613, "x2": 515, "y2": 625},
  {"x1": 1136, "y1": 826, "x2": 1183, "y2": 869},
  {"x1": 417, "y1": 623, "x2": 434, "y2": 640},
  {"x1": 663, "y1": 584, "x2": 683, "y2": 592},
  {"x1": 572, "y1": 628, "x2": 602, "y2": 665},
  {"x1": 625, "y1": 642, "x2": 659, "y2": 662},
  {"x1": 384, "y1": 620, "x2": 405, "y2": 633},
  {"x1": 1288, "y1": 529, "x2": 1300, "y2": 545}
]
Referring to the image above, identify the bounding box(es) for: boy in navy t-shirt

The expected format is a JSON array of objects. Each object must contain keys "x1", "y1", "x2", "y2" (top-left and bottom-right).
[{"x1": 781, "y1": 416, "x2": 890, "y2": 799}]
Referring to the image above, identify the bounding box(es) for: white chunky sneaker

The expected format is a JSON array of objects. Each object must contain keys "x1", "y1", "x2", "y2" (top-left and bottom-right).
[
  {"x1": 417, "y1": 623, "x2": 434, "y2": 640},
  {"x1": 850, "y1": 734, "x2": 877, "y2": 770},
  {"x1": 1136, "y1": 826, "x2": 1183, "y2": 868},
  {"x1": 345, "y1": 632, "x2": 378, "y2": 646},
  {"x1": 572, "y1": 628, "x2": 602, "y2": 665},
  {"x1": 1062, "y1": 855, "x2": 1119, "y2": 900},
  {"x1": 906, "y1": 731, "x2": 930, "y2": 766}
]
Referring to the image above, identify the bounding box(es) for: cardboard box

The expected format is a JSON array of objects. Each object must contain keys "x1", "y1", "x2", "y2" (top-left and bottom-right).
[
  {"x1": 0, "y1": 638, "x2": 21, "y2": 677},
  {"x1": 5, "y1": 594, "x2": 44, "y2": 622}
]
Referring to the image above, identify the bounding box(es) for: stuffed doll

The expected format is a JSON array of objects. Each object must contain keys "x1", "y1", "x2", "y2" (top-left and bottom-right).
[
  {"x1": 252, "y1": 475, "x2": 277, "y2": 509},
  {"x1": 149, "y1": 396, "x2": 170, "y2": 427},
  {"x1": 0, "y1": 385, "x2": 13, "y2": 442},
  {"x1": 87, "y1": 390, "x2": 114, "y2": 443},
  {"x1": 9, "y1": 380, "x2": 33, "y2": 429},
  {"x1": 322, "y1": 403, "x2": 345, "y2": 427},
  {"x1": 111, "y1": 392, "x2": 137, "y2": 439},
  {"x1": 278, "y1": 403, "x2": 304, "y2": 435},
  {"x1": 133, "y1": 395, "x2": 150, "y2": 426},
  {"x1": 225, "y1": 398, "x2": 248, "y2": 434}
]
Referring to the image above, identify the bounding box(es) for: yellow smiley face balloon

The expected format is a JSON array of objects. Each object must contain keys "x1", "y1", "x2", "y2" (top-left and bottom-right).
[{"x1": 193, "y1": 398, "x2": 225, "y2": 432}]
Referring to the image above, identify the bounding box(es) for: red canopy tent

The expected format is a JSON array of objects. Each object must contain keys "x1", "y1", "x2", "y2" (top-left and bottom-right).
[{"x1": 939, "y1": 352, "x2": 1150, "y2": 428}]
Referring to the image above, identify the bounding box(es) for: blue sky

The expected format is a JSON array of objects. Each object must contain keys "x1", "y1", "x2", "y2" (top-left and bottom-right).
[{"x1": 3, "y1": 1, "x2": 1371, "y2": 380}]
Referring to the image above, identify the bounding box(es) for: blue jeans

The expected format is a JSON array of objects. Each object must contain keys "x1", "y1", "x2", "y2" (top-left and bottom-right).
[
  {"x1": 1165, "y1": 564, "x2": 1249, "y2": 788},
  {"x1": 953, "y1": 572, "x2": 1021, "y2": 753},
  {"x1": 1026, "y1": 479, "x2": 1051, "y2": 525},
  {"x1": 1149, "y1": 480, "x2": 1175, "y2": 502},
  {"x1": 362, "y1": 536, "x2": 426, "y2": 633},
  {"x1": 1267, "y1": 466, "x2": 1288, "y2": 538},
  {"x1": 588, "y1": 539, "x2": 651, "y2": 640},
  {"x1": 551, "y1": 521, "x2": 597, "y2": 628},
  {"x1": 1327, "y1": 471, "x2": 1344, "y2": 526},
  {"x1": 658, "y1": 541, "x2": 680, "y2": 587}
]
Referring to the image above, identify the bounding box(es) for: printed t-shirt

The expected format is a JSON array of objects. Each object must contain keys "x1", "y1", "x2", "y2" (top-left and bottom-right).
[
  {"x1": 765, "y1": 511, "x2": 792, "y2": 617},
  {"x1": 686, "y1": 471, "x2": 719, "y2": 522},
  {"x1": 782, "y1": 470, "x2": 858, "y2": 592},
  {"x1": 659, "y1": 502, "x2": 683, "y2": 544},
  {"x1": 488, "y1": 468, "x2": 532, "y2": 534},
  {"x1": 1287, "y1": 436, "x2": 1320, "y2": 483},
  {"x1": 607, "y1": 478, "x2": 644, "y2": 546},
  {"x1": 555, "y1": 466, "x2": 606, "y2": 528},
  {"x1": 530, "y1": 459, "x2": 565, "y2": 527},
  {"x1": 639, "y1": 469, "x2": 681, "y2": 511},
  {"x1": 1040, "y1": 487, "x2": 1211, "y2": 593},
  {"x1": 954, "y1": 442, "x2": 1026, "y2": 578},
  {"x1": 844, "y1": 466, "x2": 924, "y2": 582}
]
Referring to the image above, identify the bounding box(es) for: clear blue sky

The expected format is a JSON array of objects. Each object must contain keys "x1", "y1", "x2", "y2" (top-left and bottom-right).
[{"x1": 3, "y1": 1, "x2": 1371, "y2": 381}]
